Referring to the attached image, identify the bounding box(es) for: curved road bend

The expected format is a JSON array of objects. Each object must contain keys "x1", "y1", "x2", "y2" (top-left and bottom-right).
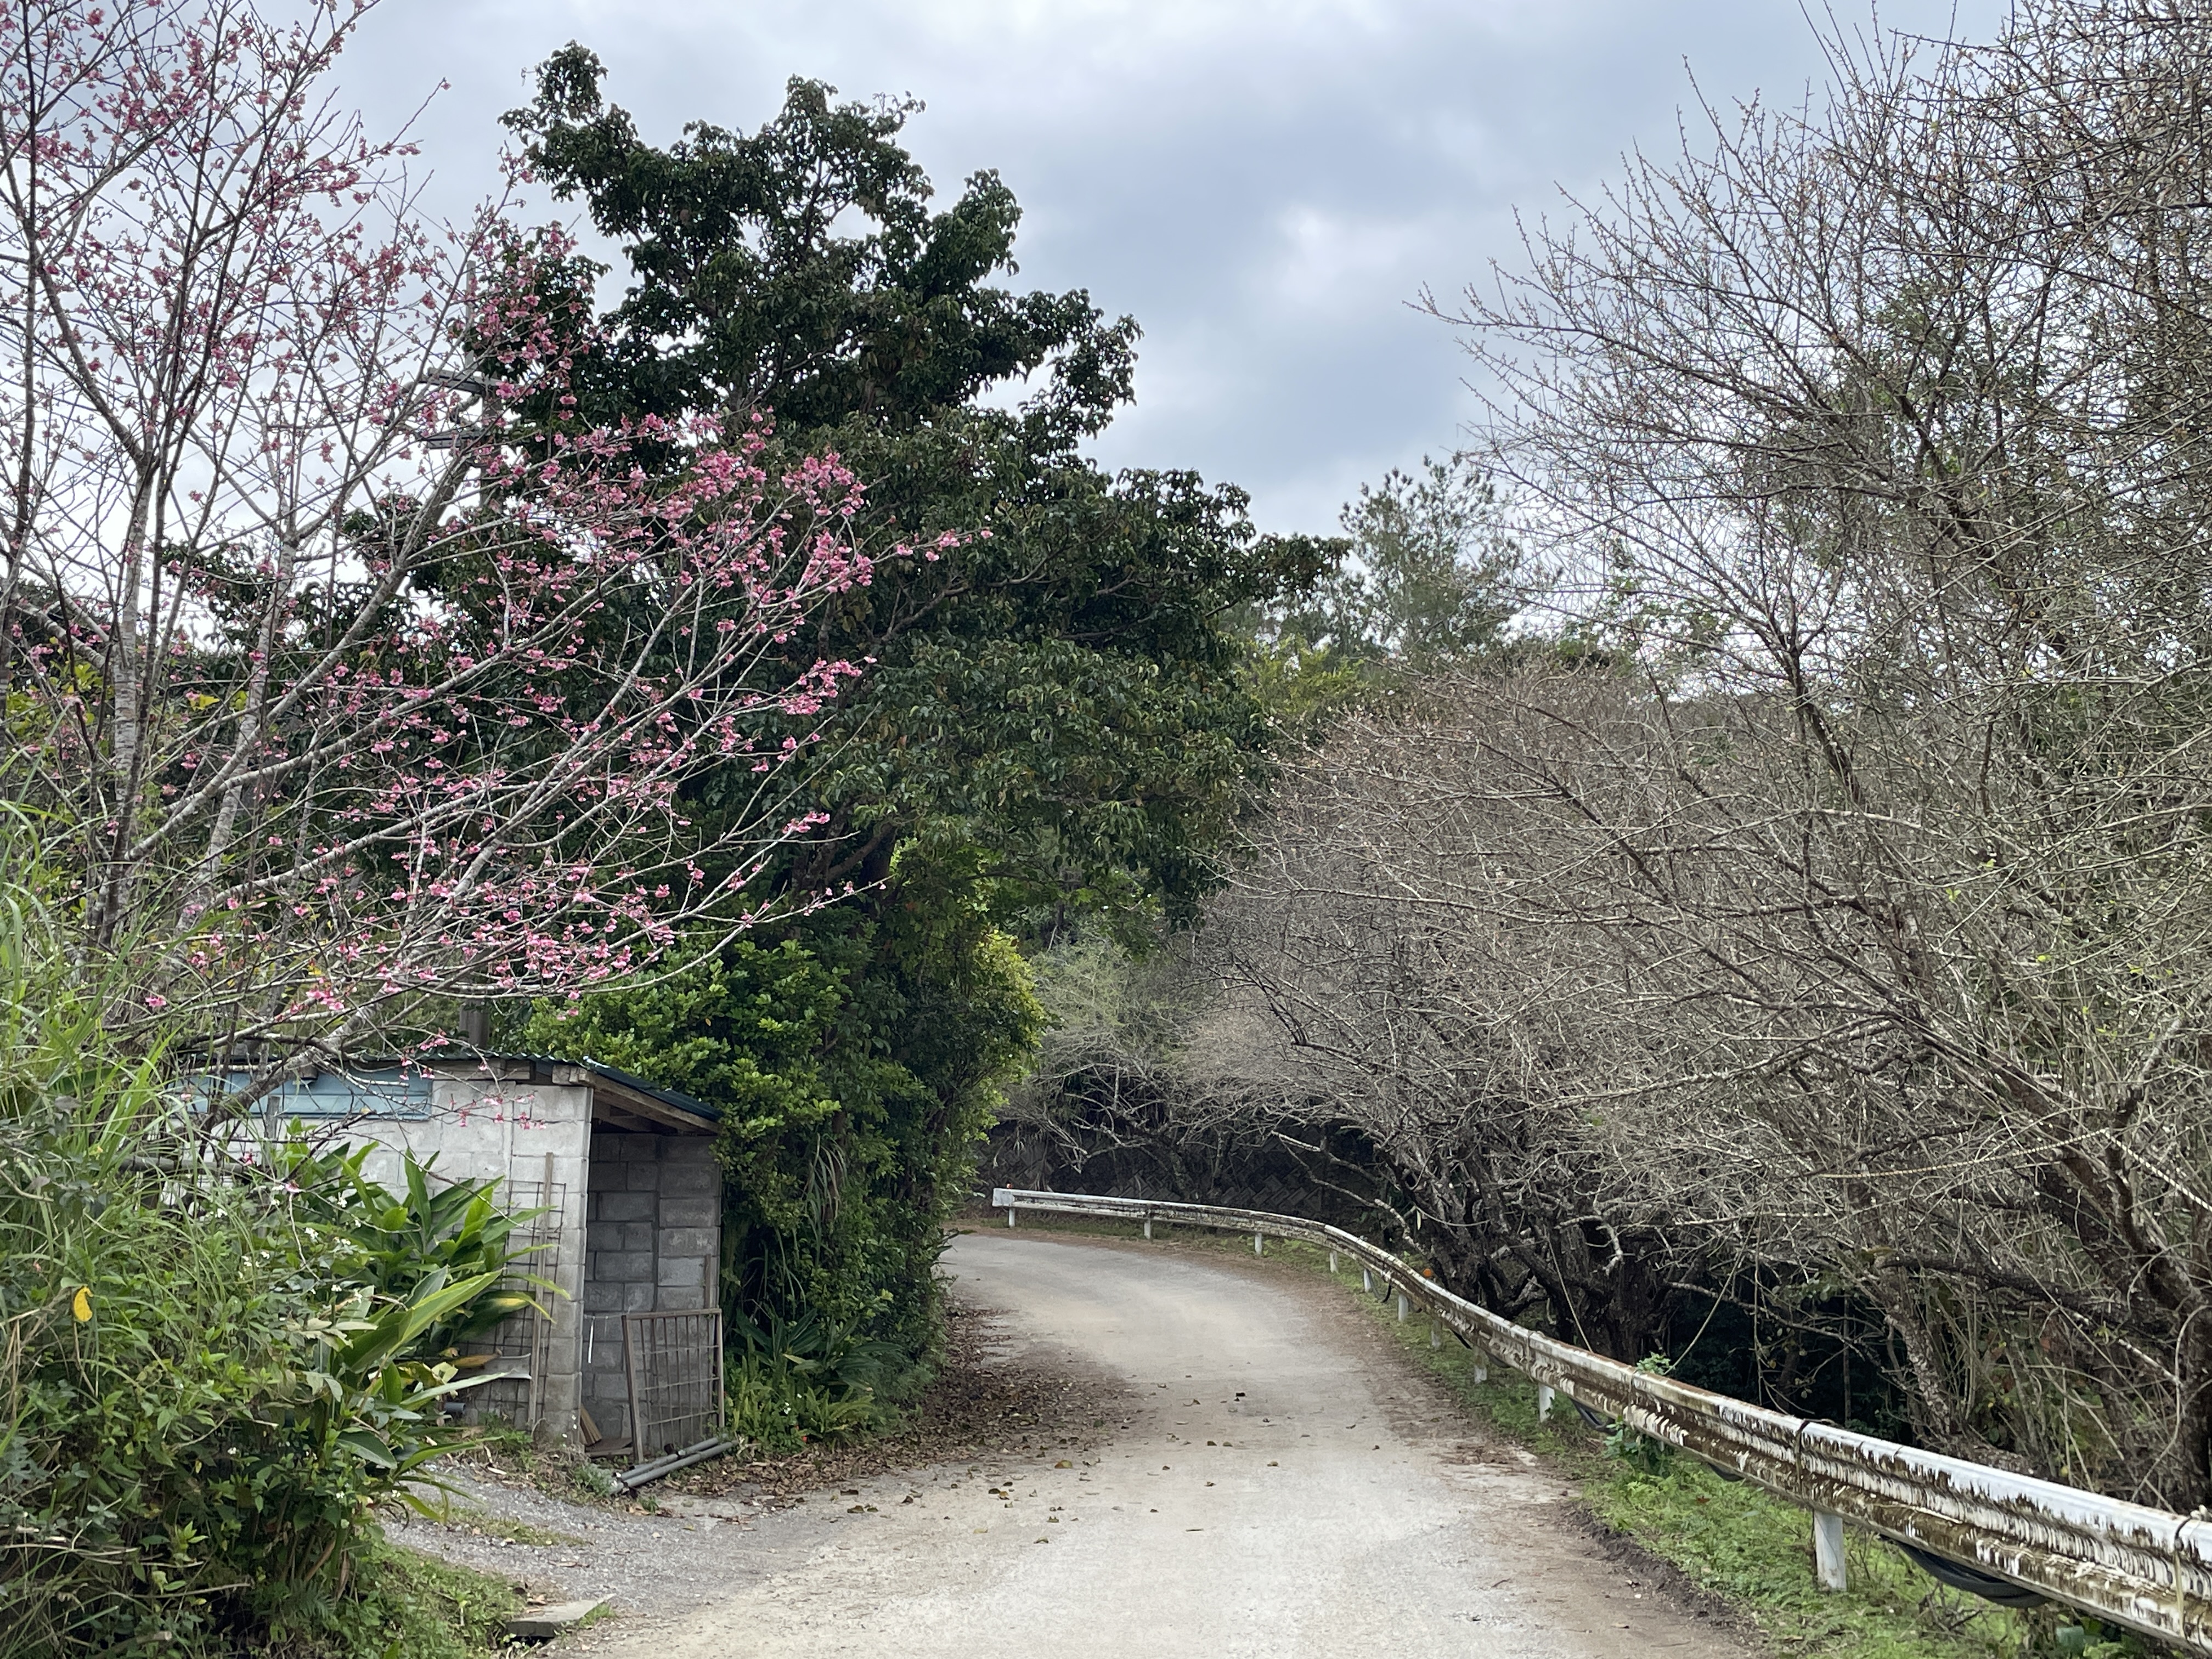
[{"x1": 599, "y1": 1230, "x2": 1753, "y2": 1658}]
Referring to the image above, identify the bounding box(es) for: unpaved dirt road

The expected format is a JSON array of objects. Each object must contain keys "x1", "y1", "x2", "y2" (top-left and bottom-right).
[{"x1": 585, "y1": 1231, "x2": 1752, "y2": 1658}]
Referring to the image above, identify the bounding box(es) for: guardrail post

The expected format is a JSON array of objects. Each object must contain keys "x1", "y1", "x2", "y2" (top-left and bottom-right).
[
  {"x1": 1142, "y1": 1214, "x2": 1152, "y2": 1239},
  {"x1": 1537, "y1": 1383, "x2": 1556, "y2": 1422},
  {"x1": 1362, "y1": 1267, "x2": 1373, "y2": 1293},
  {"x1": 1431, "y1": 1324, "x2": 1441, "y2": 1348},
  {"x1": 1471, "y1": 1353, "x2": 1488, "y2": 1384},
  {"x1": 1007, "y1": 1204, "x2": 1016, "y2": 1228},
  {"x1": 1254, "y1": 1232, "x2": 1264, "y2": 1256},
  {"x1": 1813, "y1": 1511, "x2": 1847, "y2": 1592},
  {"x1": 1328, "y1": 1249, "x2": 1339, "y2": 1273},
  {"x1": 1396, "y1": 1293, "x2": 1408, "y2": 1323}
]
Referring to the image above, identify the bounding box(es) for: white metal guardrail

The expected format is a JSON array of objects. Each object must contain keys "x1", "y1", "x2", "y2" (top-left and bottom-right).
[{"x1": 991, "y1": 1187, "x2": 2212, "y2": 1651}]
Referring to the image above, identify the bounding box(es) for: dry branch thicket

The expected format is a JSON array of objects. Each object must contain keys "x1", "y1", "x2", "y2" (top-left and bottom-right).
[{"x1": 1178, "y1": 0, "x2": 2212, "y2": 1510}]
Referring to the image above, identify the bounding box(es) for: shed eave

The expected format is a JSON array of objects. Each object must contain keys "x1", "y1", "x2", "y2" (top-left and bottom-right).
[{"x1": 583, "y1": 1073, "x2": 718, "y2": 1135}]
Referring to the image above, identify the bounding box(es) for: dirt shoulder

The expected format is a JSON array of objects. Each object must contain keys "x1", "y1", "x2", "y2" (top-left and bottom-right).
[
  {"x1": 659, "y1": 1278, "x2": 1130, "y2": 1508},
  {"x1": 387, "y1": 1256, "x2": 1128, "y2": 1635}
]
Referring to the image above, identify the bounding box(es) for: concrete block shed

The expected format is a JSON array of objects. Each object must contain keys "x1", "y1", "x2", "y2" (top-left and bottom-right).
[{"x1": 247, "y1": 1054, "x2": 721, "y2": 1452}]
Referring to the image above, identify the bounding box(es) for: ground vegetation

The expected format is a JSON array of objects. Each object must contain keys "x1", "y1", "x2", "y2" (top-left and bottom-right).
[{"x1": 0, "y1": 845, "x2": 544, "y2": 1656}]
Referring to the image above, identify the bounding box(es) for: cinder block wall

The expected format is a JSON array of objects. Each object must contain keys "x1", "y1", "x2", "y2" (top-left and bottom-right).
[
  {"x1": 345, "y1": 1072, "x2": 591, "y2": 1440},
  {"x1": 581, "y1": 1131, "x2": 721, "y2": 1446}
]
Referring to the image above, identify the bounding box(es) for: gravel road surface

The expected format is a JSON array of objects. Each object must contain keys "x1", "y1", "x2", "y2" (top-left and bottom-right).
[{"x1": 567, "y1": 1229, "x2": 1753, "y2": 1658}]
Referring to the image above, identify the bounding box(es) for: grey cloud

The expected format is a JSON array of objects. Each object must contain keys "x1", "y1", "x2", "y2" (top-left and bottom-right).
[{"x1": 345, "y1": 0, "x2": 2010, "y2": 534}]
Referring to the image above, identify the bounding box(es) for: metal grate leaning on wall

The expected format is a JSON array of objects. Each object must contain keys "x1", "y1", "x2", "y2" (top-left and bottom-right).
[
  {"x1": 623, "y1": 1310, "x2": 724, "y2": 1463},
  {"x1": 476, "y1": 1170, "x2": 566, "y2": 1430}
]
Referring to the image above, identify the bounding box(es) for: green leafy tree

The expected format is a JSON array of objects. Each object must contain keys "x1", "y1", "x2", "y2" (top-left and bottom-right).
[
  {"x1": 1330, "y1": 454, "x2": 1525, "y2": 666},
  {"x1": 523, "y1": 874, "x2": 1041, "y2": 1367},
  {"x1": 499, "y1": 49, "x2": 1324, "y2": 1376},
  {"x1": 1246, "y1": 453, "x2": 1528, "y2": 733},
  {"x1": 501, "y1": 50, "x2": 1333, "y2": 928}
]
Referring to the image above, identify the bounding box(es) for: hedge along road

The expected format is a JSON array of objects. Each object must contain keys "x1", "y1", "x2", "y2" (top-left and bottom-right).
[{"x1": 599, "y1": 1229, "x2": 1754, "y2": 1658}]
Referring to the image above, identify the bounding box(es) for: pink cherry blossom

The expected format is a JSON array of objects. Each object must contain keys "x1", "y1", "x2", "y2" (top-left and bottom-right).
[{"x1": 0, "y1": 0, "x2": 947, "y2": 1092}]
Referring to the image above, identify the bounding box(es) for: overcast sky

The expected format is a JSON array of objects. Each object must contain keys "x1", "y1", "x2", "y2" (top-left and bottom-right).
[{"x1": 343, "y1": 0, "x2": 2010, "y2": 539}]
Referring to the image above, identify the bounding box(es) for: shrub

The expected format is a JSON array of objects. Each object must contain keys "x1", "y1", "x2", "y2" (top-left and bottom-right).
[
  {"x1": 283, "y1": 1142, "x2": 555, "y2": 1362},
  {"x1": 0, "y1": 871, "x2": 540, "y2": 1656},
  {"x1": 724, "y1": 1309, "x2": 905, "y2": 1451},
  {"x1": 524, "y1": 894, "x2": 1042, "y2": 1386}
]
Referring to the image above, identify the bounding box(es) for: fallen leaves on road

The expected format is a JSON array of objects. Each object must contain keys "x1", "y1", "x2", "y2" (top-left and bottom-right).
[{"x1": 658, "y1": 1296, "x2": 1128, "y2": 1510}]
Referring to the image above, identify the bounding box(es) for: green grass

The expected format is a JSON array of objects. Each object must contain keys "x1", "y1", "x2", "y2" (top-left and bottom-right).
[
  {"x1": 975, "y1": 1214, "x2": 2148, "y2": 1659},
  {"x1": 342, "y1": 1542, "x2": 526, "y2": 1658}
]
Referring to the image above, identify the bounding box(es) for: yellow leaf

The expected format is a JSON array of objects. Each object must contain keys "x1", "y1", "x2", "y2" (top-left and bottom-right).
[{"x1": 71, "y1": 1287, "x2": 92, "y2": 1323}]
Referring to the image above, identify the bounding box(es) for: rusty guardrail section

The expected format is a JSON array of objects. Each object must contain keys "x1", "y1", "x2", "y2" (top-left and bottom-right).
[{"x1": 991, "y1": 1186, "x2": 2212, "y2": 1652}]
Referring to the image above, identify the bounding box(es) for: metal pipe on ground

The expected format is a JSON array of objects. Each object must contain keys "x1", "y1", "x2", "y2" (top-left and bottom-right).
[{"x1": 613, "y1": 1435, "x2": 741, "y2": 1492}]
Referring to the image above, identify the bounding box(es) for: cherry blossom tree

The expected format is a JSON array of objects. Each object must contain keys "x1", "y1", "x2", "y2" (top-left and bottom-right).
[{"x1": 0, "y1": 0, "x2": 917, "y2": 1087}]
